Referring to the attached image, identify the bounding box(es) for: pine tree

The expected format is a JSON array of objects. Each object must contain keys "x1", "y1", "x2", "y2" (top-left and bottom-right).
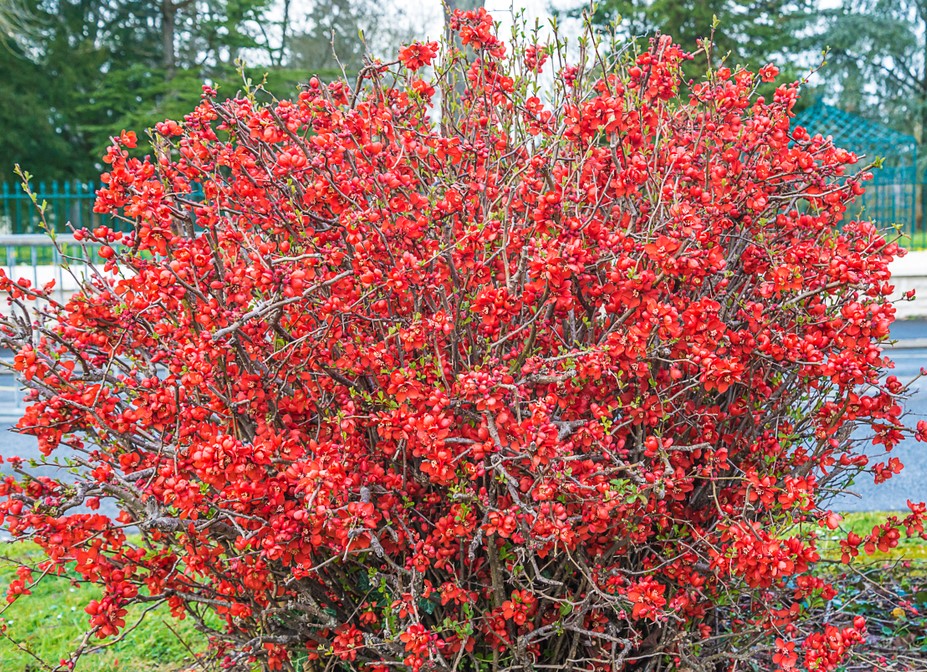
[{"x1": 579, "y1": 0, "x2": 814, "y2": 78}]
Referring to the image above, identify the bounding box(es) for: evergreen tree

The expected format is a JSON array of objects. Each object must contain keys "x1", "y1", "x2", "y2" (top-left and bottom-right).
[
  {"x1": 578, "y1": 0, "x2": 814, "y2": 79},
  {"x1": 820, "y1": 0, "x2": 927, "y2": 142},
  {"x1": 0, "y1": 0, "x2": 289, "y2": 181},
  {"x1": 287, "y1": 0, "x2": 415, "y2": 80},
  {"x1": 0, "y1": 41, "x2": 77, "y2": 180},
  {"x1": 0, "y1": 0, "x2": 419, "y2": 181}
]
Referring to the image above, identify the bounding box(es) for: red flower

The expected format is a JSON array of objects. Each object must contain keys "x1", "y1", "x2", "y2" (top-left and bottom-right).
[
  {"x1": 627, "y1": 580, "x2": 667, "y2": 621},
  {"x1": 772, "y1": 638, "x2": 797, "y2": 671},
  {"x1": 398, "y1": 42, "x2": 438, "y2": 71},
  {"x1": 524, "y1": 44, "x2": 548, "y2": 73},
  {"x1": 759, "y1": 64, "x2": 780, "y2": 82},
  {"x1": 501, "y1": 589, "x2": 537, "y2": 625},
  {"x1": 399, "y1": 623, "x2": 430, "y2": 654},
  {"x1": 332, "y1": 625, "x2": 364, "y2": 661}
]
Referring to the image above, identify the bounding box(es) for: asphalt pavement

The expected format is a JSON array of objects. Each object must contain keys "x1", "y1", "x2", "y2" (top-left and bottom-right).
[
  {"x1": 0, "y1": 325, "x2": 925, "y2": 513},
  {"x1": 833, "y1": 345, "x2": 927, "y2": 511}
]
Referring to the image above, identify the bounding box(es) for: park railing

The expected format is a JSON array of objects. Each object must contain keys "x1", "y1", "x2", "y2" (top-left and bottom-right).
[
  {"x1": 850, "y1": 168, "x2": 919, "y2": 241},
  {"x1": 0, "y1": 233, "x2": 106, "y2": 286},
  {"x1": 0, "y1": 181, "x2": 117, "y2": 235},
  {"x1": 5, "y1": 179, "x2": 927, "y2": 249}
]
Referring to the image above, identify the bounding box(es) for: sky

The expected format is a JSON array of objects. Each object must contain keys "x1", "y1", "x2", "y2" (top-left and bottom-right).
[
  {"x1": 395, "y1": 0, "x2": 566, "y2": 40},
  {"x1": 268, "y1": 0, "x2": 580, "y2": 51},
  {"x1": 373, "y1": 0, "x2": 849, "y2": 92}
]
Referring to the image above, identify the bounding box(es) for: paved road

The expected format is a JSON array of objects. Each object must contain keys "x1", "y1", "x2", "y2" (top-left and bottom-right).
[
  {"x1": 831, "y1": 346, "x2": 927, "y2": 511},
  {"x1": 888, "y1": 319, "x2": 927, "y2": 341},
  {"x1": 0, "y1": 327, "x2": 925, "y2": 513}
]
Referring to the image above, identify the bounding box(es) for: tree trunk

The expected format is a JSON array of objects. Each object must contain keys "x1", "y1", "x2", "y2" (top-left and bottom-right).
[
  {"x1": 161, "y1": 0, "x2": 177, "y2": 78},
  {"x1": 279, "y1": 0, "x2": 291, "y2": 68},
  {"x1": 440, "y1": 0, "x2": 484, "y2": 134},
  {"x1": 442, "y1": 0, "x2": 484, "y2": 44}
]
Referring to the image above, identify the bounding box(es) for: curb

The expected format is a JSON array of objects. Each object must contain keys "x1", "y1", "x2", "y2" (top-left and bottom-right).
[{"x1": 887, "y1": 339, "x2": 927, "y2": 350}]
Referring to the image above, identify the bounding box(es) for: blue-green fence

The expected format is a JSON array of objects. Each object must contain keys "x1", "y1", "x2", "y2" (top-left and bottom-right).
[
  {"x1": 845, "y1": 168, "x2": 919, "y2": 240},
  {"x1": 3, "y1": 178, "x2": 926, "y2": 244},
  {"x1": 0, "y1": 181, "x2": 116, "y2": 235}
]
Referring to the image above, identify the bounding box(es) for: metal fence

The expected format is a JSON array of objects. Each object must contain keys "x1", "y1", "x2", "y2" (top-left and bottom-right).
[
  {"x1": 0, "y1": 232, "x2": 101, "y2": 286},
  {"x1": 0, "y1": 181, "x2": 112, "y2": 235},
  {"x1": 4, "y1": 177, "x2": 927, "y2": 248},
  {"x1": 842, "y1": 168, "x2": 920, "y2": 240}
]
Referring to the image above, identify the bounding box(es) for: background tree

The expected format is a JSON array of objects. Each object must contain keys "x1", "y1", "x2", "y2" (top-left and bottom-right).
[
  {"x1": 819, "y1": 1, "x2": 927, "y2": 141},
  {"x1": 0, "y1": 40, "x2": 77, "y2": 180},
  {"x1": 815, "y1": 0, "x2": 927, "y2": 230},
  {"x1": 287, "y1": 0, "x2": 394, "y2": 78},
  {"x1": 0, "y1": 0, "x2": 34, "y2": 45},
  {"x1": 0, "y1": 0, "x2": 417, "y2": 182},
  {"x1": 0, "y1": 0, "x2": 115, "y2": 180},
  {"x1": 576, "y1": 0, "x2": 816, "y2": 81}
]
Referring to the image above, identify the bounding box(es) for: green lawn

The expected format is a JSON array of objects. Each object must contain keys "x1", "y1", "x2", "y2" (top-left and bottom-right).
[
  {"x1": 901, "y1": 231, "x2": 927, "y2": 251},
  {"x1": 817, "y1": 510, "x2": 927, "y2": 563},
  {"x1": 0, "y1": 542, "x2": 205, "y2": 672}
]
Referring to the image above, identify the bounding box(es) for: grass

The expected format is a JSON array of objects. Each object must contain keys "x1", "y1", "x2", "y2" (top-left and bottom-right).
[
  {"x1": 0, "y1": 513, "x2": 923, "y2": 671},
  {"x1": 0, "y1": 542, "x2": 206, "y2": 672},
  {"x1": 0, "y1": 243, "x2": 106, "y2": 269},
  {"x1": 900, "y1": 231, "x2": 927, "y2": 251},
  {"x1": 818, "y1": 510, "x2": 927, "y2": 563}
]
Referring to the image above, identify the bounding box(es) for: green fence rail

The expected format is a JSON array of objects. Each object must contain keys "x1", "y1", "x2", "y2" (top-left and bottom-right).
[
  {"x1": 847, "y1": 167, "x2": 919, "y2": 240},
  {"x1": 4, "y1": 179, "x2": 927, "y2": 248},
  {"x1": 0, "y1": 181, "x2": 116, "y2": 234}
]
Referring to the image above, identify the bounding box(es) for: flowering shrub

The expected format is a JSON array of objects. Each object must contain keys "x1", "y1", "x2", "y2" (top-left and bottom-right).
[{"x1": 1, "y1": 10, "x2": 926, "y2": 671}]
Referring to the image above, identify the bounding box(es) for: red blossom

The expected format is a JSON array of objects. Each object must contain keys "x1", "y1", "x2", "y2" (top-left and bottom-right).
[
  {"x1": 760, "y1": 63, "x2": 780, "y2": 82},
  {"x1": 398, "y1": 41, "x2": 438, "y2": 71},
  {"x1": 524, "y1": 44, "x2": 548, "y2": 73}
]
